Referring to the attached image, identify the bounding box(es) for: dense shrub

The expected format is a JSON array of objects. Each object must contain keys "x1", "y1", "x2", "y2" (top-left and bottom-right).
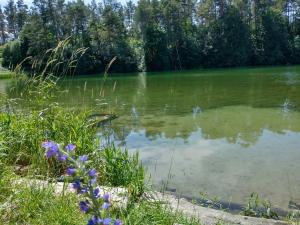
[{"x1": 1, "y1": 40, "x2": 22, "y2": 69}]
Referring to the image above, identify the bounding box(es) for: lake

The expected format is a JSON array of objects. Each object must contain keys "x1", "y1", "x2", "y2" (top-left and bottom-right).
[{"x1": 3, "y1": 66, "x2": 300, "y2": 210}]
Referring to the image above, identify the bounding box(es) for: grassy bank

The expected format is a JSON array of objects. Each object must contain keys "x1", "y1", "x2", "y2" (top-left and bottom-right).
[{"x1": 0, "y1": 167, "x2": 200, "y2": 225}]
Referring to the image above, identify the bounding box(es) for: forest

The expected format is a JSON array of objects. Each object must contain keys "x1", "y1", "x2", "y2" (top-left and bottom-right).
[{"x1": 1, "y1": 0, "x2": 300, "y2": 74}]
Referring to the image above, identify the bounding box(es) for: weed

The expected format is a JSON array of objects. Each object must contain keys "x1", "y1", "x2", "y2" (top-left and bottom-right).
[
  {"x1": 91, "y1": 146, "x2": 145, "y2": 202},
  {"x1": 242, "y1": 192, "x2": 279, "y2": 219}
]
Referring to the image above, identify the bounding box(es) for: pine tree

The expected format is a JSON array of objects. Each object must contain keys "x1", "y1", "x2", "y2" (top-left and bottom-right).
[
  {"x1": 16, "y1": 0, "x2": 28, "y2": 35},
  {"x1": 4, "y1": 0, "x2": 17, "y2": 38},
  {"x1": 0, "y1": 6, "x2": 6, "y2": 44}
]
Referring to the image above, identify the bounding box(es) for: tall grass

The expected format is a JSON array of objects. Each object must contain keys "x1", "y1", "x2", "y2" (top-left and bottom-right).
[
  {"x1": 14, "y1": 37, "x2": 87, "y2": 77},
  {"x1": 93, "y1": 146, "x2": 145, "y2": 201},
  {"x1": 0, "y1": 167, "x2": 199, "y2": 225},
  {"x1": 0, "y1": 169, "x2": 88, "y2": 225},
  {"x1": 0, "y1": 107, "x2": 97, "y2": 176}
]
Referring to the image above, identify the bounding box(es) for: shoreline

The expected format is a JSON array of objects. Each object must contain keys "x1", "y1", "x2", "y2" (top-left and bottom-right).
[{"x1": 15, "y1": 178, "x2": 289, "y2": 225}]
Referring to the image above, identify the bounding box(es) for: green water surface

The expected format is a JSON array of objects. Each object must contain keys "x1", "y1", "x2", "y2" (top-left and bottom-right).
[{"x1": 4, "y1": 66, "x2": 300, "y2": 210}]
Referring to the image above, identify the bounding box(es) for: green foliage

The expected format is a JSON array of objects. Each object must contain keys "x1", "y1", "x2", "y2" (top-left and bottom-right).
[
  {"x1": 88, "y1": 2, "x2": 138, "y2": 73},
  {"x1": 2, "y1": 0, "x2": 300, "y2": 73},
  {"x1": 16, "y1": 0, "x2": 28, "y2": 34},
  {"x1": 92, "y1": 146, "x2": 145, "y2": 201},
  {"x1": 117, "y1": 200, "x2": 201, "y2": 225},
  {"x1": 143, "y1": 25, "x2": 170, "y2": 71},
  {"x1": 2, "y1": 44, "x2": 11, "y2": 68},
  {"x1": 0, "y1": 171, "x2": 199, "y2": 225},
  {"x1": 0, "y1": 72, "x2": 145, "y2": 196},
  {"x1": 1, "y1": 41, "x2": 22, "y2": 69},
  {"x1": 207, "y1": 6, "x2": 251, "y2": 67},
  {"x1": 285, "y1": 210, "x2": 300, "y2": 223},
  {"x1": 0, "y1": 181, "x2": 88, "y2": 224},
  {"x1": 4, "y1": 0, "x2": 17, "y2": 38},
  {"x1": 0, "y1": 107, "x2": 98, "y2": 177},
  {"x1": 242, "y1": 193, "x2": 279, "y2": 219},
  {"x1": 260, "y1": 9, "x2": 290, "y2": 65}
]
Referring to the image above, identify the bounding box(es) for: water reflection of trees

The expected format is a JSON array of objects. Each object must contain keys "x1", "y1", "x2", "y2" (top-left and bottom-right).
[
  {"x1": 4, "y1": 67, "x2": 300, "y2": 147},
  {"x1": 109, "y1": 105, "x2": 300, "y2": 147},
  {"x1": 98, "y1": 69, "x2": 300, "y2": 146},
  {"x1": 57, "y1": 68, "x2": 300, "y2": 115}
]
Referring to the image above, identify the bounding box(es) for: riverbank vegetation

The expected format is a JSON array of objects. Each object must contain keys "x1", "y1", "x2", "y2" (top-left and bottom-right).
[{"x1": 1, "y1": 0, "x2": 300, "y2": 74}]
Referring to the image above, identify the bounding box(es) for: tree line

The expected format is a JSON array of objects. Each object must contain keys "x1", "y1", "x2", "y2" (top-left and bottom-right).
[{"x1": 1, "y1": 0, "x2": 300, "y2": 74}]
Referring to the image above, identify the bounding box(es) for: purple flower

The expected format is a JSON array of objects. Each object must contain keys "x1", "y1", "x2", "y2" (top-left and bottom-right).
[
  {"x1": 79, "y1": 155, "x2": 88, "y2": 163},
  {"x1": 88, "y1": 177, "x2": 97, "y2": 186},
  {"x1": 80, "y1": 187, "x2": 88, "y2": 194},
  {"x1": 72, "y1": 180, "x2": 81, "y2": 190},
  {"x1": 114, "y1": 219, "x2": 122, "y2": 225},
  {"x1": 93, "y1": 187, "x2": 100, "y2": 198},
  {"x1": 87, "y1": 218, "x2": 96, "y2": 225},
  {"x1": 88, "y1": 216, "x2": 103, "y2": 225},
  {"x1": 88, "y1": 169, "x2": 97, "y2": 177},
  {"x1": 103, "y1": 218, "x2": 111, "y2": 225},
  {"x1": 42, "y1": 141, "x2": 59, "y2": 158},
  {"x1": 79, "y1": 200, "x2": 89, "y2": 212},
  {"x1": 102, "y1": 202, "x2": 110, "y2": 209},
  {"x1": 58, "y1": 153, "x2": 68, "y2": 161},
  {"x1": 66, "y1": 167, "x2": 76, "y2": 176},
  {"x1": 103, "y1": 193, "x2": 110, "y2": 202},
  {"x1": 42, "y1": 141, "x2": 55, "y2": 149},
  {"x1": 65, "y1": 144, "x2": 76, "y2": 152}
]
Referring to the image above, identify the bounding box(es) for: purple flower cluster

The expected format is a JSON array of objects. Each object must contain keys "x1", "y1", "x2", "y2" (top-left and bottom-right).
[
  {"x1": 42, "y1": 141, "x2": 71, "y2": 161},
  {"x1": 42, "y1": 141, "x2": 122, "y2": 225}
]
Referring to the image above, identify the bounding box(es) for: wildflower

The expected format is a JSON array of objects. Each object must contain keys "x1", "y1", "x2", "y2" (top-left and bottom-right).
[
  {"x1": 58, "y1": 153, "x2": 68, "y2": 161},
  {"x1": 103, "y1": 218, "x2": 111, "y2": 225},
  {"x1": 72, "y1": 180, "x2": 81, "y2": 190},
  {"x1": 87, "y1": 218, "x2": 96, "y2": 225},
  {"x1": 65, "y1": 144, "x2": 76, "y2": 152},
  {"x1": 88, "y1": 177, "x2": 97, "y2": 186},
  {"x1": 42, "y1": 141, "x2": 55, "y2": 149},
  {"x1": 80, "y1": 187, "x2": 88, "y2": 194},
  {"x1": 42, "y1": 141, "x2": 122, "y2": 225},
  {"x1": 79, "y1": 155, "x2": 88, "y2": 163},
  {"x1": 88, "y1": 169, "x2": 97, "y2": 177},
  {"x1": 93, "y1": 187, "x2": 100, "y2": 198},
  {"x1": 42, "y1": 141, "x2": 59, "y2": 158},
  {"x1": 79, "y1": 200, "x2": 90, "y2": 212},
  {"x1": 102, "y1": 202, "x2": 110, "y2": 209},
  {"x1": 66, "y1": 167, "x2": 76, "y2": 176},
  {"x1": 88, "y1": 216, "x2": 103, "y2": 225},
  {"x1": 114, "y1": 219, "x2": 122, "y2": 225},
  {"x1": 103, "y1": 193, "x2": 110, "y2": 202}
]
